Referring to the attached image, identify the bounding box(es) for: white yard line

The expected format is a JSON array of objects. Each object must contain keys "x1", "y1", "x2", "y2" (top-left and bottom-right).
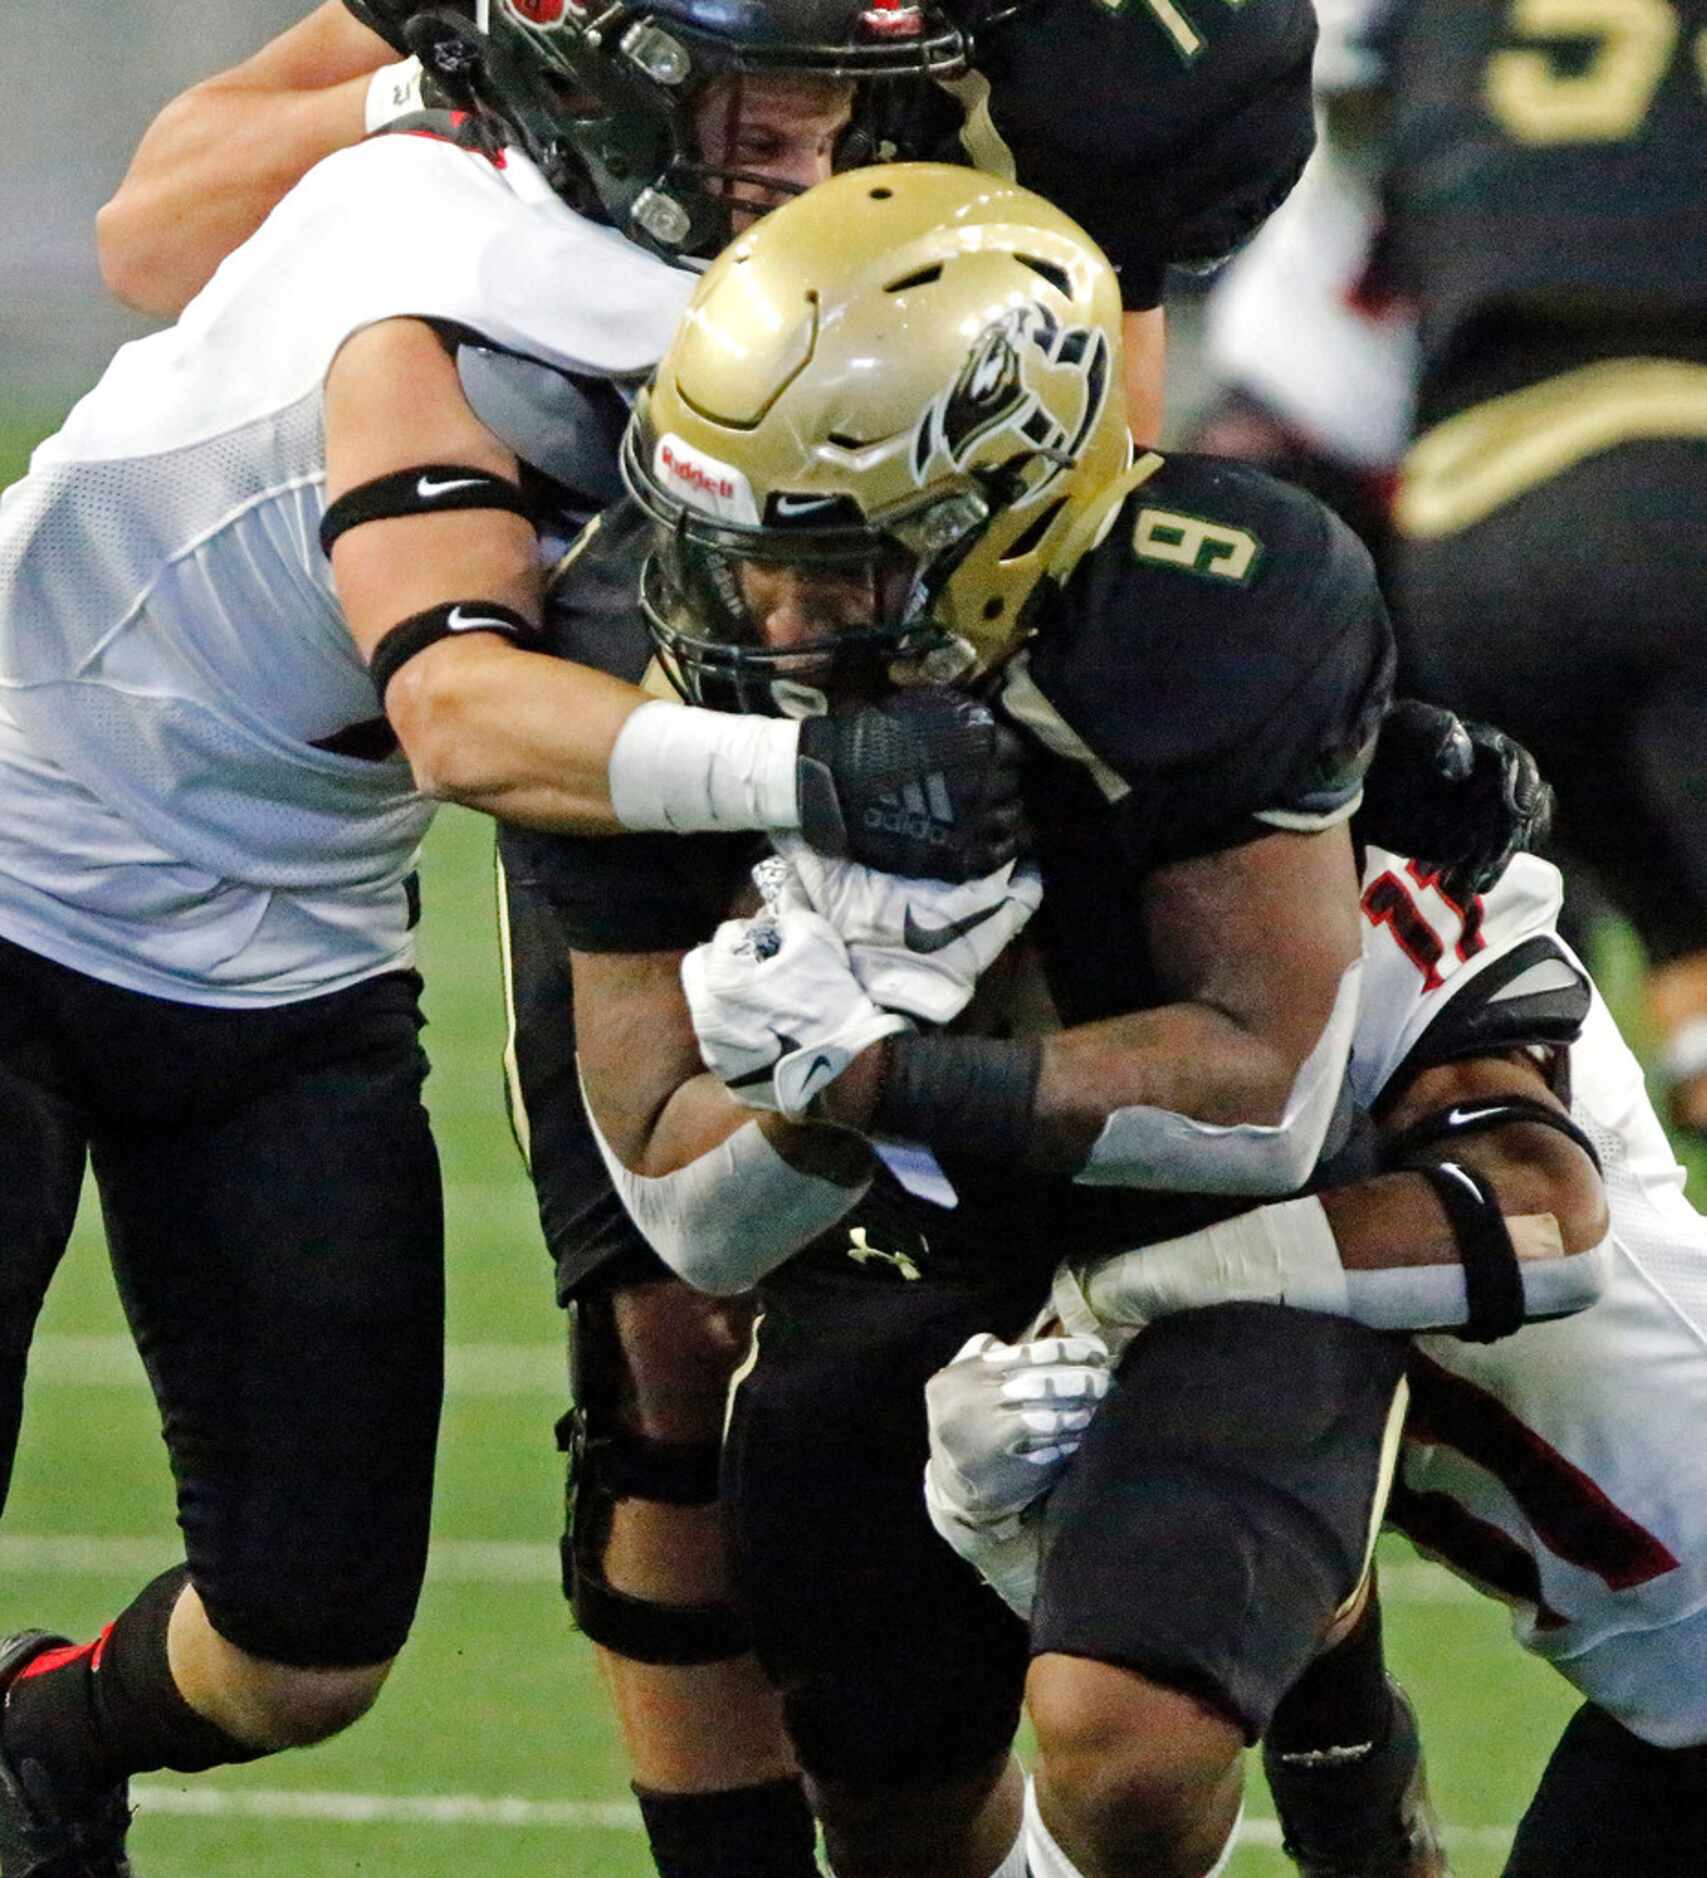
[
  {"x1": 0, "y1": 1535, "x2": 561, "y2": 1583},
  {"x1": 0, "y1": 1533, "x2": 1477, "y2": 1602},
  {"x1": 131, "y1": 1783, "x2": 639, "y2": 1831},
  {"x1": 125, "y1": 1783, "x2": 1517, "y2": 1853}
]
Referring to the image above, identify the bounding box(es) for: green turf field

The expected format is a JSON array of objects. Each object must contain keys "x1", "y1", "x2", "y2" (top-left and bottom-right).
[{"x1": 0, "y1": 415, "x2": 1675, "y2": 1873}]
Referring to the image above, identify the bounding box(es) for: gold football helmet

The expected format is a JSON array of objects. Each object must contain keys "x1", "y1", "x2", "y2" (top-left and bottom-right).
[{"x1": 621, "y1": 161, "x2": 1130, "y2": 711}]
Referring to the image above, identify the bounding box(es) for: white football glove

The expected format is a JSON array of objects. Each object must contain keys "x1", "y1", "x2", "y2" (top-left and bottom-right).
[
  {"x1": 923, "y1": 1329, "x2": 1111, "y2": 1617},
  {"x1": 763, "y1": 836, "x2": 1043, "y2": 1026},
  {"x1": 682, "y1": 905, "x2": 911, "y2": 1120}
]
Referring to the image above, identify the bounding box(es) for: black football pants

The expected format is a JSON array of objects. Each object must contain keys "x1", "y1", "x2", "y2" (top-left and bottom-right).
[{"x1": 0, "y1": 933, "x2": 443, "y2": 1666}]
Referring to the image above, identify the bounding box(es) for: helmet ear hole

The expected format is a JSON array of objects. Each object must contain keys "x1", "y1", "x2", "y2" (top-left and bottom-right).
[{"x1": 983, "y1": 597, "x2": 1005, "y2": 620}]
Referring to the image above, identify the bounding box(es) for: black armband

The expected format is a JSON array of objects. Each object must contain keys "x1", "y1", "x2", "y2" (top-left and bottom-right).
[
  {"x1": 369, "y1": 600, "x2": 538, "y2": 702},
  {"x1": 872, "y1": 1034, "x2": 1042, "y2": 1165},
  {"x1": 1405, "y1": 1161, "x2": 1524, "y2": 1344},
  {"x1": 319, "y1": 464, "x2": 539, "y2": 557},
  {"x1": 1385, "y1": 1094, "x2": 1601, "y2": 1175}
]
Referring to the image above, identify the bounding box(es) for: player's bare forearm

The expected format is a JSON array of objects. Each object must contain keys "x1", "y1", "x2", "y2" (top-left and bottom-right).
[
  {"x1": 98, "y1": 2, "x2": 385, "y2": 314},
  {"x1": 387, "y1": 637, "x2": 655, "y2": 829},
  {"x1": 824, "y1": 827, "x2": 1364, "y2": 1185},
  {"x1": 575, "y1": 951, "x2": 870, "y2": 1185},
  {"x1": 323, "y1": 317, "x2": 650, "y2": 829},
  {"x1": 1026, "y1": 997, "x2": 1311, "y2": 1171},
  {"x1": 1325, "y1": 1051, "x2": 1609, "y2": 1261}
]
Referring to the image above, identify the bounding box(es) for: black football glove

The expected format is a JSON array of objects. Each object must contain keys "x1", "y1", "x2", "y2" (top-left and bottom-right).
[
  {"x1": 344, "y1": 0, "x2": 472, "y2": 56},
  {"x1": 796, "y1": 691, "x2": 1026, "y2": 883},
  {"x1": 1356, "y1": 698, "x2": 1553, "y2": 895}
]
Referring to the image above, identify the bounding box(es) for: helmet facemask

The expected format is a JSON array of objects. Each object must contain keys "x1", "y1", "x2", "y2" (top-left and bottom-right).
[
  {"x1": 629, "y1": 459, "x2": 992, "y2": 713},
  {"x1": 462, "y1": 0, "x2": 968, "y2": 259}
]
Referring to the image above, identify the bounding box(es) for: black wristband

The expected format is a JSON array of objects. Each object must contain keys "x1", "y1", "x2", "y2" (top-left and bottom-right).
[
  {"x1": 319, "y1": 464, "x2": 539, "y2": 557},
  {"x1": 873, "y1": 1034, "x2": 1042, "y2": 1165},
  {"x1": 369, "y1": 600, "x2": 537, "y2": 702}
]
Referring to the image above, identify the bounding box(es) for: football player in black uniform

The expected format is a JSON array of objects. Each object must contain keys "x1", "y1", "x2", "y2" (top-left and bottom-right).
[
  {"x1": 1379, "y1": 0, "x2": 1707, "y2": 1148},
  {"x1": 536, "y1": 160, "x2": 1435, "y2": 1877}
]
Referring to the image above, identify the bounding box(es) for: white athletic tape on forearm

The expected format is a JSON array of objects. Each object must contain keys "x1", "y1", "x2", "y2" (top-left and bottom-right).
[
  {"x1": 582, "y1": 1079, "x2": 866, "y2": 1295},
  {"x1": 1082, "y1": 1195, "x2": 1349, "y2": 1326},
  {"x1": 608, "y1": 700, "x2": 800, "y2": 834},
  {"x1": 1082, "y1": 1198, "x2": 1611, "y2": 1335},
  {"x1": 364, "y1": 58, "x2": 426, "y2": 133},
  {"x1": 1075, "y1": 959, "x2": 1362, "y2": 1195},
  {"x1": 1343, "y1": 1223, "x2": 1610, "y2": 1332}
]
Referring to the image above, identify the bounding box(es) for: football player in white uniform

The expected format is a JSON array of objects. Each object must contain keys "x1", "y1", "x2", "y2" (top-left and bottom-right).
[
  {"x1": 0, "y1": 8, "x2": 1025, "y2": 1874},
  {"x1": 927, "y1": 844, "x2": 1707, "y2": 1875}
]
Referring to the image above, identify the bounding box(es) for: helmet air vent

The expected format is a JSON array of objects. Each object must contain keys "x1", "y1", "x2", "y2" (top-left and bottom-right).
[
  {"x1": 1016, "y1": 254, "x2": 1072, "y2": 297},
  {"x1": 884, "y1": 264, "x2": 944, "y2": 293}
]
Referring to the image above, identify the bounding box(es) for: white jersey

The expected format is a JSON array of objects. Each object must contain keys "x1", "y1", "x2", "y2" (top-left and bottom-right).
[
  {"x1": 1202, "y1": 0, "x2": 1416, "y2": 469},
  {"x1": 0, "y1": 132, "x2": 693, "y2": 1006},
  {"x1": 1355, "y1": 848, "x2": 1707, "y2": 1747}
]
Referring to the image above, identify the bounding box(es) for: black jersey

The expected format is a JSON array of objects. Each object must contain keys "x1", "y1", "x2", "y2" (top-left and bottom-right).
[
  {"x1": 903, "y1": 0, "x2": 1317, "y2": 308},
  {"x1": 1015, "y1": 451, "x2": 1391, "y2": 1026},
  {"x1": 506, "y1": 455, "x2": 1391, "y2": 1274},
  {"x1": 1378, "y1": 0, "x2": 1707, "y2": 412}
]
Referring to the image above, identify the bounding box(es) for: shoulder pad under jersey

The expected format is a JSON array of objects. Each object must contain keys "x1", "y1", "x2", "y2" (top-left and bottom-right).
[
  {"x1": 1350, "y1": 848, "x2": 1590, "y2": 1110},
  {"x1": 1016, "y1": 451, "x2": 1393, "y2": 861},
  {"x1": 225, "y1": 132, "x2": 693, "y2": 389},
  {"x1": 964, "y1": 0, "x2": 1318, "y2": 305}
]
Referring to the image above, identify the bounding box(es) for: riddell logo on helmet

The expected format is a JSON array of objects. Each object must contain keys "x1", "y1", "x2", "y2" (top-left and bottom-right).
[
  {"x1": 660, "y1": 443, "x2": 735, "y2": 501},
  {"x1": 654, "y1": 434, "x2": 761, "y2": 525}
]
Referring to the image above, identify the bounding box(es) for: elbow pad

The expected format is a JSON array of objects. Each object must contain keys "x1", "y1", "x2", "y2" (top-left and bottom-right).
[
  {"x1": 1076, "y1": 959, "x2": 1363, "y2": 1195},
  {"x1": 583, "y1": 1082, "x2": 867, "y2": 1295}
]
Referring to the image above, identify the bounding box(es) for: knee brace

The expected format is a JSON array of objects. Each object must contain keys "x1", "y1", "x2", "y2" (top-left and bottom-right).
[{"x1": 557, "y1": 1290, "x2": 753, "y2": 1666}]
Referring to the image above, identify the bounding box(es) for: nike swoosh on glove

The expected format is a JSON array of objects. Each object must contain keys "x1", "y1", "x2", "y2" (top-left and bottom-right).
[
  {"x1": 681, "y1": 906, "x2": 911, "y2": 1120},
  {"x1": 762, "y1": 837, "x2": 1042, "y2": 1025}
]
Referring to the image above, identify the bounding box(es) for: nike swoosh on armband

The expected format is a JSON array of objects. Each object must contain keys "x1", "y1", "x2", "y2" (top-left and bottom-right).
[
  {"x1": 445, "y1": 607, "x2": 518, "y2": 634},
  {"x1": 417, "y1": 474, "x2": 487, "y2": 498},
  {"x1": 902, "y1": 900, "x2": 1008, "y2": 955}
]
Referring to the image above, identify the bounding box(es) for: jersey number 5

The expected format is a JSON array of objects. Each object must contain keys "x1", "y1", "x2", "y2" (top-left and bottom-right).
[{"x1": 1486, "y1": 0, "x2": 1707, "y2": 144}]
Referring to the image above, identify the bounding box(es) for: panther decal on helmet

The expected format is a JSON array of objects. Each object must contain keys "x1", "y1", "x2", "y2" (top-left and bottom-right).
[{"x1": 914, "y1": 305, "x2": 1112, "y2": 509}]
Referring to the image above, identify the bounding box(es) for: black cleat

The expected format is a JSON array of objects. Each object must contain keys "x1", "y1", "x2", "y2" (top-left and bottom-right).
[
  {"x1": 1264, "y1": 1678, "x2": 1450, "y2": 1877},
  {"x1": 0, "y1": 1632, "x2": 134, "y2": 1878}
]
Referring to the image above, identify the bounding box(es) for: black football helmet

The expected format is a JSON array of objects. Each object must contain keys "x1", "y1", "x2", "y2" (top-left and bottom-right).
[{"x1": 405, "y1": 0, "x2": 968, "y2": 261}]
